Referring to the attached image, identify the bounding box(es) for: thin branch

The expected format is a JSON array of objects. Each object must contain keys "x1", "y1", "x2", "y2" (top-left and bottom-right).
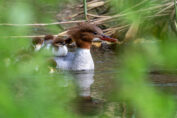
[
  {"x1": 87, "y1": 13, "x2": 110, "y2": 18},
  {"x1": 0, "y1": 20, "x2": 86, "y2": 26},
  {"x1": 155, "y1": 3, "x2": 174, "y2": 15}
]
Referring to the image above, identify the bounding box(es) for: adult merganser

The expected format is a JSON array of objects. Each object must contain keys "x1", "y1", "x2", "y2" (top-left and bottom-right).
[
  {"x1": 55, "y1": 23, "x2": 117, "y2": 71},
  {"x1": 32, "y1": 37, "x2": 44, "y2": 51}
]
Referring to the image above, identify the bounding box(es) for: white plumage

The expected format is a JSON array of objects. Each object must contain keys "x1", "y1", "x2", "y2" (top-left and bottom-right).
[
  {"x1": 54, "y1": 48, "x2": 94, "y2": 71},
  {"x1": 52, "y1": 45, "x2": 68, "y2": 57}
]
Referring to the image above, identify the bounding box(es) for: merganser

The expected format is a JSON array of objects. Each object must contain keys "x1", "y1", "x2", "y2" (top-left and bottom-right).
[
  {"x1": 52, "y1": 37, "x2": 68, "y2": 57},
  {"x1": 32, "y1": 37, "x2": 44, "y2": 51},
  {"x1": 44, "y1": 35, "x2": 55, "y2": 50},
  {"x1": 55, "y1": 23, "x2": 117, "y2": 71}
]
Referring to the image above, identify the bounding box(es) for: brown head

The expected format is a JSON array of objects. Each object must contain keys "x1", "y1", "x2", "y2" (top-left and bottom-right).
[
  {"x1": 52, "y1": 37, "x2": 66, "y2": 48},
  {"x1": 32, "y1": 37, "x2": 44, "y2": 45},
  {"x1": 65, "y1": 37, "x2": 73, "y2": 45},
  {"x1": 67, "y1": 23, "x2": 117, "y2": 49},
  {"x1": 44, "y1": 35, "x2": 54, "y2": 41}
]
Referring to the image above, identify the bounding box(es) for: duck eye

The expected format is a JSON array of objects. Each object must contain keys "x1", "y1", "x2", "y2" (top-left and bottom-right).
[{"x1": 93, "y1": 32, "x2": 97, "y2": 35}]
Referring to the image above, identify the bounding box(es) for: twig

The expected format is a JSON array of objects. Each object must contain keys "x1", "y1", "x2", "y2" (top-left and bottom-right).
[
  {"x1": 147, "y1": 13, "x2": 170, "y2": 18},
  {"x1": 94, "y1": 2, "x2": 174, "y2": 24},
  {"x1": 58, "y1": 31, "x2": 68, "y2": 36},
  {"x1": 87, "y1": 13, "x2": 110, "y2": 18},
  {"x1": 0, "y1": 20, "x2": 86, "y2": 26},
  {"x1": 155, "y1": 3, "x2": 174, "y2": 15},
  {"x1": 3, "y1": 35, "x2": 45, "y2": 38}
]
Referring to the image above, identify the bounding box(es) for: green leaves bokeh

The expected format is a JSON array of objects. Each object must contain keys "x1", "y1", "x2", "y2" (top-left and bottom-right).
[{"x1": 0, "y1": 0, "x2": 177, "y2": 118}]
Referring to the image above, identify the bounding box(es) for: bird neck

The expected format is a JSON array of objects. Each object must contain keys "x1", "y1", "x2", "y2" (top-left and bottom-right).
[
  {"x1": 72, "y1": 48, "x2": 94, "y2": 71},
  {"x1": 75, "y1": 39, "x2": 92, "y2": 49}
]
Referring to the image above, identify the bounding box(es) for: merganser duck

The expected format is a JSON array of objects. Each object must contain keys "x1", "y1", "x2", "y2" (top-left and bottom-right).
[
  {"x1": 52, "y1": 37, "x2": 68, "y2": 57},
  {"x1": 55, "y1": 23, "x2": 117, "y2": 71},
  {"x1": 44, "y1": 35, "x2": 55, "y2": 50},
  {"x1": 32, "y1": 37, "x2": 44, "y2": 51}
]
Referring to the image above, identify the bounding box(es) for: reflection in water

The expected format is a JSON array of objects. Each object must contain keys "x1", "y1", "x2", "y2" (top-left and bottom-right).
[
  {"x1": 72, "y1": 70, "x2": 94, "y2": 97},
  {"x1": 71, "y1": 70, "x2": 103, "y2": 116}
]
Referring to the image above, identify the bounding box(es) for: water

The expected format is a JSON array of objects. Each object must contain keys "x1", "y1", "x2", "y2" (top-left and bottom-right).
[{"x1": 59, "y1": 47, "x2": 177, "y2": 117}]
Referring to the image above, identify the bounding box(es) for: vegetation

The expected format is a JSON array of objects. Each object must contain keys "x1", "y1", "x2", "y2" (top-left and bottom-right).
[{"x1": 0, "y1": 0, "x2": 177, "y2": 118}]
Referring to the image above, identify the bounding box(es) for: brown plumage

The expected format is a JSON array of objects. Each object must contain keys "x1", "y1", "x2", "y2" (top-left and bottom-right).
[
  {"x1": 32, "y1": 37, "x2": 44, "y2": 45},
  {"x1": 65, "y1": 37, "x2": 73, "y2": 44},
  {"x1": 67, "y1": 23, "x2": 103, "y2": 49},
  {"x1": 44, "y1": 35, "x2": 54, "y2": 41},
  {"x1": 52, "y1": 37, "x2": 66, "y2": 48}
]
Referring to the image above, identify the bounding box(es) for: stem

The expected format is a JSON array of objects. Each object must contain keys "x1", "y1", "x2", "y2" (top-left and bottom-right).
[
  {"x1": 83, "y1": 0, "x2": 88, "y2": 20},
  {"x1": 174, "y1": 0, "x2": 177, "y2": 22}
]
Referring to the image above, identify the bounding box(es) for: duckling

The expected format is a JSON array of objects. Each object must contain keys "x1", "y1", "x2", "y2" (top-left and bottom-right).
[
  {"x1": 44, "y1": 35, "x2": 55, "y2": 50},
  {"x1": 52, "y1": 37, "x2": 68, "y2": 57},
  {"x1": 32, "y1": 37, "x2": 44, "y2": 51}
]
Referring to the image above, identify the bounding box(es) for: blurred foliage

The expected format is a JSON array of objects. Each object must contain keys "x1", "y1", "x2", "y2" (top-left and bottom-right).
[
  {"x1": 0, "y1": 0, "x2": 78, "y2": 118},
  {"x1": 110, "y1": 0, "x2": 163, "y2": 22},
  {"x1": 108, "y1": 0, "x2": 177, "y2": 118},
  {"x1": 0, "y1": 0, "x2": 177, "y2": 118},
  {"x1": 117, "y1": 40, "x2": 177, "y2": 118}
]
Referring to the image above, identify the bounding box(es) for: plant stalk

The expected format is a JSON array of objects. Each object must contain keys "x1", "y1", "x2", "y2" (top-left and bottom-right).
[
  {"x1": 83, "y1": 0, "x2": 88, "y2": 20},
  {"x1": 174, "y1": 0, "x2": 177, "y2": 21}
]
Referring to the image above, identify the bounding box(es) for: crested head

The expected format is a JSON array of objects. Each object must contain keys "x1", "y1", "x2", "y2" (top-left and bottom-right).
[
  {"x1": 67, "y1": 23, "x2": 103, "y2": 49},
  {"x1": 67, "y1": 23, "x2": 103, "y2": 40},
  {"x1": 67, "y1": 22, "x2": 117, "y2": 49},
  {"x1": 32, "y1": 37, "x2": 44, "y2": 45}
]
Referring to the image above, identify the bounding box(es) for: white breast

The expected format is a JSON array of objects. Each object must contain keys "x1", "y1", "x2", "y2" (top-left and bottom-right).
[
  {"x1": 52, "y1": 45, "x2": 68, "y2": 57},
  {"x1": 54, "y1": 52, "x2": 75, "y2": 70},
  {"x1": 44, "y1": 40, "x2": 53, "y2": 50},
  {"x1": 34, "y1": 44, "x2": 43, "y2": 51},
  {"x1": 54, "y1": 48, "x2": 94, "y2": 71},
  {"x1": 71, "y1": 48, "x2": 94, "y2": 71},
  {"x1": 45, "y1": 44, "x2": 52, "y2": 50}
]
